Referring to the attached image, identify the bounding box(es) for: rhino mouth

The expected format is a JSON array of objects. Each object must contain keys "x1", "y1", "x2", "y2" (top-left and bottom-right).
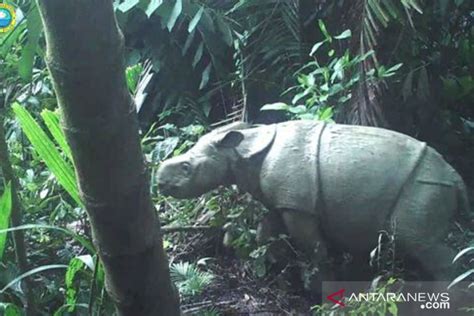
[{"x1": 158, "y1": 183, "x2": 179, "y2": 197}]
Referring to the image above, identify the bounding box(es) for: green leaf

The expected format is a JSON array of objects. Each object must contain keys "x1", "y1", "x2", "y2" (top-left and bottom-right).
[
  {"x1": 192, "y1": 42, "x2": 204, "y2": 68},
  {"x1": 0, "y1": 303, "x2": 22, "y2": 316},
  {"x1": 167, "y1": 0, "x2": 183, "y2": 31},
  {"x1": 448, "y1": 269, "x2": 474, "y2": 289},
  {"x1": 388, "y1": 301, "x2": 398, "y2": 316},
  {"x1": 452, "y1": 246, "x2": 474, "y2": 263},
  {"x1": 188, "y1": 7, "x2": 204, "y2": 33},
  {"x1": 288, "y1": 105, "x2": 307, "y2": 114},
  {"x1": 216, "y1": 15, "x2": 233, "y2": 47},
  {"x1": 0, "y1": 224, "x2": 94, "y2": 254},
  {"x1": 182, "y1": 30, "x2": 196, "y2": 56},
  {"x1": 318, "y1": 20, "x2": 331, "y2": 42},
  {"x1": 199, "y1": 63, "x2": 212, "y2": 90},
  {"x1": 145, "y1": 0, "x2": 163, "y2": 17},
  {"x1": 65, "y1": 257, "x2": 87, "y2": 311},
  {"x1": 385, "y1": 63, "x2": 403, "y2": 74},
  {"x1": 19, "y1": 6, "x2": 42, "y2": 82},
  {"x1": 317, "y1": 107, "x2": 334, "y2": 121},
  {"x1": 0, "y1": 264, "x2": 68, "y2": 294},
  {"x1": 125, "y1": 63, "x2": 143, "y2": 93},
  {"x1": 12, "y1": 103, "x2": 81, "y2": 206},
  {"x1": 260, "y1": 102, "x2": 290, "y2": 111},
  {"x1": 334, "y1": 29, "x2": 351, "y2": 40},
  {"x1": 0, "y1": 183, "x2": 12, "y2": 261},
  {"x1": 309, "y1": 41, "x2": 325, "y2": 56},
  {"x1": 41, "y1": 110, "x2": 73, "y2": 161},
  {"x1": 118, "y1": 0, "x2": 140, "y2": 12}
]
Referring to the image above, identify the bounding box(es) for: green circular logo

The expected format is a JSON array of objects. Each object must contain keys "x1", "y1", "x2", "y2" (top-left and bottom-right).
[{"x1": 0, "y1": 4, "x2": 15, "y2": 33}]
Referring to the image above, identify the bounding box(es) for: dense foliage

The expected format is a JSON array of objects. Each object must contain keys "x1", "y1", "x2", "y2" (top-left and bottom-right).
[{"x1": 0, "y1": 0, "x2": 473, "y2": 314}]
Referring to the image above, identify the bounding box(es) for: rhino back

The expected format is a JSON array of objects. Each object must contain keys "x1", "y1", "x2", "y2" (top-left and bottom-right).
[{"x1": 318, "y1": 124, "x2": 448, "y2": 248}]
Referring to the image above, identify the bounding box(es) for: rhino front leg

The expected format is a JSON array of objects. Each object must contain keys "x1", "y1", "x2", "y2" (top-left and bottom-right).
[
  {"x1": 280, "y1": 209, "x2": 335, "y2": 282},
  {"x1": 256, "y1": 211, "x2": 291, "y2": 265}
]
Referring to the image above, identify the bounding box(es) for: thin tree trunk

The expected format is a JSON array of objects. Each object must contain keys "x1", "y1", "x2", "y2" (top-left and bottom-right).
[
  {"x1": 0, "y1": 116, "x2": 35, "y2": 316},
  {"x1": 35, "y1": 1, "x2": 180, "y2": 315}
]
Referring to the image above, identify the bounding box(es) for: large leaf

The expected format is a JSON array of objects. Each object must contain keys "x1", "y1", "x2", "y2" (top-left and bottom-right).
[
  {"x1": 0, "y1": 224, "x2": 94, "y2": 254},
  {"x1": 117, "y1": 0, "x2": 140, "y2": 13},
  {"x1": 261, "y1": 102, "x2": 290, "y2": 111},
  {"x1": 41, "y1": 110, "x2": 73, "y2": 161},
  {"x1": 0, "y1": 183, "x2": 12, "y2": 261},
  {"x1": 12, "y1": 103, "x2": 81, "y2": 206},
  {"x1": 334, "y1": 29, "x2": 352, "y2": 40},
  {"x1": 199, "y1": 63, "x2": 212, "y2": 90},
  {"x1": 0, "y1": 264, "x2": 68, "y2": 294},
  {"x1": 188, "y1": 7, "x2": 204, "y2": 33},
  {"x1": 18, "y1": 5, "x2": 42, "y2": 82},
  {"x1": 167, "y1": 0, "x2": 183, "y2": 31},
  {"x1": 145, "y1": 0, "x2": 164, "y2": 17},
  {"x1": 0, "y1": 303, "x2": 22, "y2": 316}
]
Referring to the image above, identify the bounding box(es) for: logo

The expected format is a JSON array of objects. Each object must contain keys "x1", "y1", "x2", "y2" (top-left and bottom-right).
[
  {"x1": 0, "y1": 3, "x2": 16, "y2": 33},
  {"x1": 327, "y1": 288, "x2": 346, "y2": 307},
  {"x1": 324, "y1": 283, "x2": 454, "y2": 312}
]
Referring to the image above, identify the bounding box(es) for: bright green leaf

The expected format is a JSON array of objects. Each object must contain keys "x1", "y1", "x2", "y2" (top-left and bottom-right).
[
  {"x1": 0, "y1": 183, "x2": 12, "y2": 261},
  {"x1": 12, "y1": 103, "x2": 81, "y2": 206},
  {"x1": 318, "y1": 20, "x2": 331, "y2": 41},
  {"x1": 19, "y1": 6, "x2": 42, "y2": 82},
  {"x1": 41, "y1": 110, "x2": 73, "y2": 161},
  {"x1": 0, "y1": 303, "x2": 22, "y2": 316}
]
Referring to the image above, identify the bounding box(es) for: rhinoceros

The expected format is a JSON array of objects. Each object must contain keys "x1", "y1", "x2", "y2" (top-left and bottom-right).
[{"x1": 156, "y1": 120, "x2": 470, "y2": 280}]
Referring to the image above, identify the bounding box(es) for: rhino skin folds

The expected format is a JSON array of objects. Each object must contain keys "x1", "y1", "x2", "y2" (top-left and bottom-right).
[{"x1": 157, "y1": 120, "x2": 470, "y2": 281}]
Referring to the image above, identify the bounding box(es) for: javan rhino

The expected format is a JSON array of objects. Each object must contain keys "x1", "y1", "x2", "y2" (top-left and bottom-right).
[{"x1": 156, "y1": 120, "x2": 470, "y2": 280}]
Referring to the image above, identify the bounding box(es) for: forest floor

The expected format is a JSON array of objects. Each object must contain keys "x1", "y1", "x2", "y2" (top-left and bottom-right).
[
  {"x1": 179, "y1": 256, "x2": 314, "y2": 315},
  {"x1": 168, "y1": 231, "x2": 316, "y2": 316}
]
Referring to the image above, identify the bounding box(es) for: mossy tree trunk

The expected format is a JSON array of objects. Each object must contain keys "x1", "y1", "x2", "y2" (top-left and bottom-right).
[{"x1": 35, "y1": 0, "x2": 180, "y2": 315}]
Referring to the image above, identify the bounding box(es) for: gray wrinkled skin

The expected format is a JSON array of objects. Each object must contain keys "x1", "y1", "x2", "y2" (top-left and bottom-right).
[{"x1": 157, "y1": 120, "x2": 470, "y2": 280}]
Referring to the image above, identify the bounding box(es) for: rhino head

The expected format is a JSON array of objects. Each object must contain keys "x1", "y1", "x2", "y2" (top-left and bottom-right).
[{"x1": 156, "y1": 122, "x2": 275, "y2": 199}]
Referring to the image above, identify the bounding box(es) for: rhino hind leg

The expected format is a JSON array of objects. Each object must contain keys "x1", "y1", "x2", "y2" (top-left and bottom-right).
[{"x1": 390, "y1": 166, "x2": 459, "y2": 280}]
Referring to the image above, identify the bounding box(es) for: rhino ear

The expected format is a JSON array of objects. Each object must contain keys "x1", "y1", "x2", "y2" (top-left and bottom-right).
[
  {"x1": 217, "y1": 131, "x2": 245, "y2": 148},
  {"x1": 233, "y1": 125, "x2": 276, "y2": 159}
]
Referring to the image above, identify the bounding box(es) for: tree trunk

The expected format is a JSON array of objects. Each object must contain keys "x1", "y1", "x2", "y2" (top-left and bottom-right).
[{"x1": 35, "y1": 1, "x2": 180, "y2": 315}]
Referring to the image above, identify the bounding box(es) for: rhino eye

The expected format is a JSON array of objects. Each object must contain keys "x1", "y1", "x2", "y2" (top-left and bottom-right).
[{"x1": 181, "y1": 162, "x2": 192, "y2": 174}]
